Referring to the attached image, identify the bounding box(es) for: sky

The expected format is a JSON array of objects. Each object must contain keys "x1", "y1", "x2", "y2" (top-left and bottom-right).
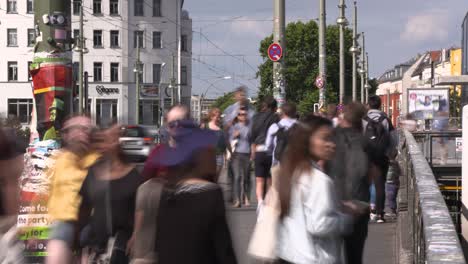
[{"x1": 184, "y1": 0, "x2": 468, "y2": 98}]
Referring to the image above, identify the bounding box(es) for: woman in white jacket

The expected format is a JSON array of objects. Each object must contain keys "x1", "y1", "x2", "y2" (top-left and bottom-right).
[{"x1": 277, "y1": 115, "x2": 363, "y2": 264}]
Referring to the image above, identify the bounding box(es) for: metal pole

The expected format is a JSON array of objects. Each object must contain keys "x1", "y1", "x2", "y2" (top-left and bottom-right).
[
  {"x1": 78, "y1": 3, "x2": 84, "y2": 114},
  {"x1": 366, "y1": 52, "x2": 369, "y2": 103},
  {"x1": 387, "y1": 88, "x2": 391, "y2": 117},
  {"x1": 135, "y1": 36, "x2": 140, "y2": 124},
  {"x1": 360, "y1": 32, "x2": 366, "y2": 103},
  {"x1": 273, "y1": 0, "x2": 286, "y2": 107},
  {"x1": 351, "y1": 1, "x2": 358, "y2": 101},
  {"x1": 171, "y1": 54, "x2": 176, "y2": 106},
  {"x1": 337, "y1": 0, "x2": 348, "y2": 104},
  {"x1": 318, "y1": 0, "x2": 327, "y2": 110},
  {"x1": 176, "y1": 0, "x2": 182, "y2": 105}
]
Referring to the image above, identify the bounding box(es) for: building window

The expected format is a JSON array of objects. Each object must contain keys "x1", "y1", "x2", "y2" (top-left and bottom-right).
[
  {"x1": 93, "y1": 62, "x2": 102, "y2": 82},
  {"x1": 153, "y1": 64, "x2": 161, "y2": 84},
  {"x1": 110, "y1": 63, "x2": 119, "y2": 82},
  {"x1": 139, "y1": 100, "x2": 159, "y2": 125},
  {"x1": 134, "y1": 0, "x2": 144, "y2": 16},
  {"x1": 152, "y1": 31, "x2": 161, "y2": 49},
  {"x1": 27, "y1": 28, "x2": 35, "y2": 47},
  {"x1": 8, "y1": 99, "x2": 33, "y2": 124},
  {"x1": 96, "y1": 99, "x2": 118, "y2": 127},
  {"x1": 8, "y1": 62, "x2": 18, "y2": 81},
  {"x1": 73, "y1": 29, "x2": 80, "y2": 40},
  {"x1": 7, "y1": 29, "x2": 17, "y2": 46},
  {"x1": 93, "y1": 30, "x2": 102, "y2": 48},
  {"x1": 73, "y1": 1, "x2": 81, "y2": 15},
  {"x1": 134, "y1": 31, "x2": 144, "y2": 48},
  {"x1": 93, "y1": 0, "x2": 102, "y2": 15},
  {"x1": 7, "y1": 0, "x2": 16, "y2": 13},
  {"x1": 26, "y1": 0, "x2": 33, "y2": 13},
  {"x1": 153, "y1": 0, "x2": 161, "y2": 16},
  {"x1": 110, "y1": 0, "x2": 119, "y2": 15},
  {"x1": 110, "y1": 30, "x2": 119, "y2": 48},
  {"x1": 27, "y1": 61, "x2": 32, "y2": 81},
  {"x1": 181, "y1": 66, "x2": 187, "y2": 85},
  {"x1": 181, "y1": 35, "x2": 188, "y2": 52}
]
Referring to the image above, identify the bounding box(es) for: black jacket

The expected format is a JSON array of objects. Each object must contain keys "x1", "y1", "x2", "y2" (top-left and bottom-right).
[{"x1": 249, "y1": 111, "x2": 279, "y2": 146}]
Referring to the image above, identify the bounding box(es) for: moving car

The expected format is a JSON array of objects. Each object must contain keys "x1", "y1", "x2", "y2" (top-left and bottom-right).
[{"x1": 120, "y1": 125, "x2": 156, "y2": 161}]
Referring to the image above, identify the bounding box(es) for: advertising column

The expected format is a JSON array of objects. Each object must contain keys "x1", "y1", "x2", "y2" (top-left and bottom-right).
[{"x1": 18, "y1": 1, "x2": 72, "y2": 261}]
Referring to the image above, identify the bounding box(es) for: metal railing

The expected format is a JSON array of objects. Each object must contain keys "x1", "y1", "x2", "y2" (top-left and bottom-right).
[
  {"x1": 411, "y1": 131, "x2": 462, "y2": 166},
  {"x1": 398, "y1": 130, "x2": 465, "y2": 263}
]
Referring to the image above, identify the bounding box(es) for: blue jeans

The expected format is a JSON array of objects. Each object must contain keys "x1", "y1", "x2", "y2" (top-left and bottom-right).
[
  {"x1": 49, "y1": 221, "x2": 75, "y2": 248},
  {"x1": 385, "y1": 182, "x2": 399, "y2": 211},
  {"x1": 370, "y1": 183, "x2": 376, "y2": 208}
]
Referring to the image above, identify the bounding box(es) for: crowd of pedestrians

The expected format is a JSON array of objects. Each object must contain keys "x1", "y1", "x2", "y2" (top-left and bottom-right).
[{"x1": 0, "y1": 83, "x2": 402, "y2": 263}]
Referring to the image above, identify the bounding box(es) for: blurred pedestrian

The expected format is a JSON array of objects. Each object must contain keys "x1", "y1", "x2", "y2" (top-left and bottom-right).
[
  {"x1": 277, "y1": 116, "x2": 362, "y2": 264},
  {"x1": 433, "y1": 110, "x2": 449, "y2": 164},
  {"x1": 385, "y1": 149, "x2": 401, "y2": 218},
  {"x1": 79, "y1": 125, "x2": 142, "y2": 263},
  {"x1": 327, "y1": 104, "x2": 339, "y2": 127},
  {"x1": 46, "y1": 115, "x2": 98, "y2": 264},
  {"x1": 223, "y1": 86, "x2": 255, "y2": 128},
  {"x1": 250, "y1": 96, "x2": 279, "y2": 209},
  {"x1": 229, "y1": 108, "x2": 252, "y2": 208},
  {"x1": 265, "y1": 102, "x2": 298, "y2": 166},
  {"x1": 0, "y1": 127, "x2": 26, "y2": 263},
  {"x1": 363, "y1": 95, "x2": 395, "y2": 223},
  {"x1": 202, "y1": 108, "x2": 228, "y2": 176},
  {"x1": 132, "y1": 113, "x2": 237, "y2": 264},
  {"x1": 142, "y1": 105, "x2": 191, "y2": 182},
  {"x1": 329, "y1": 102, "x2": 370, "y2": 264}
]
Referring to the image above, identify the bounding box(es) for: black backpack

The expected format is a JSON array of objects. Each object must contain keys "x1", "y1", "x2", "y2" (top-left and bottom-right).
[
  {"x1": 274, "y1": 124, "x2": 293, "y2": 161},
  {"x1": 364, "y1": 115, "x2": 390, "y2": 160}
]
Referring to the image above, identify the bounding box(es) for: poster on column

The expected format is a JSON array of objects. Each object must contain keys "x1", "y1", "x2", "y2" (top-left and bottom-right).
[{"x1": 407, "y1": 88, "x2": 449, "y2": 120}]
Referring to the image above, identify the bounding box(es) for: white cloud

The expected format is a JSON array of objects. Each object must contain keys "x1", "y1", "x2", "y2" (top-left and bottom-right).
[{"x1": 401, "y1": 9, "x2": 450, "y2": 44}]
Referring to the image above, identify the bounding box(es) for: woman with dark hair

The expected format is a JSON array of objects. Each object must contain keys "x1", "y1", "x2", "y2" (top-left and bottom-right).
[
  {"x1": 79, "y1": 125, "x2": 142, "y2": 263},
  {"x1": 277, "y1": 116, "x2": 362, "y2": 264},
  {"x1": 130, "y1": 110, "x2": 237, "y2": 264}
]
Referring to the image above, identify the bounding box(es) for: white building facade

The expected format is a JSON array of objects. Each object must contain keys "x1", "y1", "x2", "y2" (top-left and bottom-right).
[{"x1": 0, "y1": 0, "x2": 192, "y2": 127}]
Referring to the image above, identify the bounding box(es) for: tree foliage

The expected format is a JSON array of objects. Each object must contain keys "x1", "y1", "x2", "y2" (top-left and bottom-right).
[
  {"x1": 211, "y1": 92, "x2": 236, "y2": 113},
  {"x1": 257, "y1": 21, "x2": 362, "y2": 115}
]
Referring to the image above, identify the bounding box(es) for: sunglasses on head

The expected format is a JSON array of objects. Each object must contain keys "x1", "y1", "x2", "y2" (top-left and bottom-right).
[
  {"x1": 61, "y1": 124, "x2": 94, "y2": 134},
  {"x1": 238, "y1": 113, "x2": 247, "y2": 116}
]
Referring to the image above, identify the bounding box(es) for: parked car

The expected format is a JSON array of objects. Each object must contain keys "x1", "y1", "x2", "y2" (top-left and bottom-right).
[{"x1": 120, "y1": 125, "x2": 156, "y2": 161}]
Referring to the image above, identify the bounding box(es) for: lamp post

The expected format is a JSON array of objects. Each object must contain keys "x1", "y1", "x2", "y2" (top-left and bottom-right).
[
  {"x1": 200, "y1": 76, "x2": 232, "y2": 122},
  {"x1": 349, "y1": 1, "x2": 360, "y2": 102},
  {"x1": 337, "y1": 0, "x2": 348, "y2": 104},
  {"x1": 159, "y1": 62, "x2": 167, "y2": 127},
  {"x1": 134, "y1": 35, "x2": 142, "y2": 124},
  {"x1": 74, "y1": 2, "x2": 88, "y2": 114}
]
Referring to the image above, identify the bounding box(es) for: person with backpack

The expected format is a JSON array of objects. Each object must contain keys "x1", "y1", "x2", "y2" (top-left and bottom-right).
[
  {"x1": 363, "y1": 95, "x2": 395, "y2": 223},
  {"x1": 250, "y1": 97, "x2": 279, "y2": 209},
  {"x1": 265, "y1": 102, "x2": 298, "y2": 167},
  {"x1": 328, "y1": 102, "x2": 371, "y2": 264}
]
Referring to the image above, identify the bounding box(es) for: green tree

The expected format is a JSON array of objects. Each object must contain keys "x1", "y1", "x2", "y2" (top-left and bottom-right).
[
  {"x1": 257, "y1": 21, "x2": 357, "y2": 115},
  {"x1": 212, "y1": 92, "x2": 236, "y2": 112}
]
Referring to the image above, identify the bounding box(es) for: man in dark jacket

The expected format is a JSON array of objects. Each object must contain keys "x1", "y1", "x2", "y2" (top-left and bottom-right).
[
  {"x1": 329, "y1": 102, "x2": 370, "y2": 264},
  {"x1": 250, "y1": 97, "x2": 279, "y2": 209}
]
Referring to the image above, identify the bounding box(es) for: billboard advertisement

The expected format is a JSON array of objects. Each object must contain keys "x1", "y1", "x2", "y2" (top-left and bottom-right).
[{"x1": 408, "y1": 88, "x2": 449, "y2": 120}]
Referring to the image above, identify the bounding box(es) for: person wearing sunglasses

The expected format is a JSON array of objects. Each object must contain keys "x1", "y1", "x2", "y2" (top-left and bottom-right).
[
  {"x1": 229, "y1": 108, "x2": 252, "y2": 208},
  {"x1": 46, "y1": 115, "x2": 100, "y2": 264}
]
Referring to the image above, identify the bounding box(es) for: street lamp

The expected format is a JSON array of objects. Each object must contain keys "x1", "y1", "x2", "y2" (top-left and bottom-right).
[
  {"x1": 199, "y1": 76, "x2": 232, "y2": 122},
  {"x1": 159, "y1": 62, "x2": 167, "y2": 127}
]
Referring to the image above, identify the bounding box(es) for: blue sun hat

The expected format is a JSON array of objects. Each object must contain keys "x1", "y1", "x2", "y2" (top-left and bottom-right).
[{"x1": 153, "y1": 119, "x2": 217, "y2": 167}]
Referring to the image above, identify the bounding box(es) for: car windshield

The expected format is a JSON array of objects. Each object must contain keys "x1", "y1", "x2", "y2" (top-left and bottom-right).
[{"x1": 122, "y1": 127, "x2": 145, "y2": 138}]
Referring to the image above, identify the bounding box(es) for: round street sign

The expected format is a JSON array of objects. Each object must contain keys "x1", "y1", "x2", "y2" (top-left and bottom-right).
[
  {"x1": 315, "y1": 76, "x2": 324, "y2": 89},
  {"x1": 268, "y1": 43, "x2": 283, "y2": 62}
]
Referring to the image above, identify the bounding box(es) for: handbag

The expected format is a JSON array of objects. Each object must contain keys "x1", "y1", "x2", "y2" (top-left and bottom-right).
[{"x1": 247, "y1": 166, "x2": 281, "y2": 261}]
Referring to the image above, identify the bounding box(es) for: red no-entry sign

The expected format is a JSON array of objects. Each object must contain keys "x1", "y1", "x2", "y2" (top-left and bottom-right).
[{"x1": 268, "y1": 43, "x2": 283, "y2": 62}]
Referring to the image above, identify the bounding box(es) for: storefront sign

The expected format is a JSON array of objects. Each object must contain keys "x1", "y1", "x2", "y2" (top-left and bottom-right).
[
  {"x1": 140, "y1": 84, "x2": 159, "y2": 97},
  {"x1": 96, "y1": 85, "x2": 119, "y2": 95}
]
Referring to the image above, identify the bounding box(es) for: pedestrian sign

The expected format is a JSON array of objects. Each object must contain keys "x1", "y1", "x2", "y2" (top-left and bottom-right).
[{"x1": 268, "y1": 43, "x2": 283, "y2": 62}]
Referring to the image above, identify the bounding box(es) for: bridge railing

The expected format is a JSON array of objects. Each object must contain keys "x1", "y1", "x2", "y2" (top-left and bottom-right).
[
  {"x1": 397, "y1": 129, "x2": 465, "y2": 264},
  {"x1": 411, "y1": 131, "x2": 462, "y2": 166}
]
